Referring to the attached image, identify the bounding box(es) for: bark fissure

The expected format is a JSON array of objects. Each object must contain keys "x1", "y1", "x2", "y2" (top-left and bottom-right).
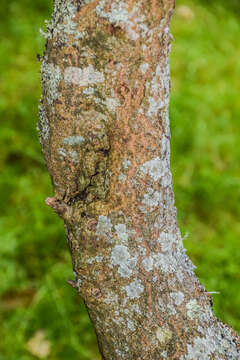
[{"x1": 39, "y1": 0, "x2": 240, "y2": 359}]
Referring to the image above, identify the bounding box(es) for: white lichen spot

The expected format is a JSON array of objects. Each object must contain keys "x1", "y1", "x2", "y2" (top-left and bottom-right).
[
  {"x1": 131, "y1": 303, "x2": 141, "y2": 315},
  {"x1": 58, "y1": 148, "x2": 67, "y2": 158},
  {"x1": 114, "y1": 224, "x2": 128, "y2": 243},
  {"x1": 156, "y1": 327, "x2": 172, "y2": 344},
  {"x1": 154, "y1": 253, "x2": 177, "y2": 273},
  {"x1": 186, "y1": 300, "x2": 204, "y2": 320},
  {"x1": 64, "y1": 65, "x2": 104, "y2": 86},
  {"x1": 96, "y1": 215, "x2": 112, "y2": 240},
  {"x1": 76, "y1": 278, "x2": 82, "y2": 292},
  {"x1": 140, "y1": 157, "x2": 168, "y2": 182},
  {"x1": 58, "y1": 147, "x2": 79, "y2": 162},
  {"x1": 140, "y1": 63, "x2": 149, "y2": 74},
  {"x1": 86, "y1": 257, "x2": 94, "y2": 264},
  {"x1": 170, "y1": 291, "x2": 184, "y2": 306},
  {"x1": 96, "y1": 1, "x2": 146, "y2": 41},
  {"x1": 112, "y1": 316, "x2": 124, "y2": 325},
  {"x1": 127, "y1": 319, "x2": 136, "y2": 332},
  {"x1": 125, "y1": 279, "x2": 144, "y2": 299},
  {"x1": 167, "y1": 303, "x2": 177, "y2": 316},
  {"x1": 69, "y1": 150, "x2": 78, "y2": 163},
  {"x1": 141, "y1": 189, "x2": 162, "y2": 212},
  {"x1": 63, "y1": 135, "x2": 85, "y2": 145},
  {"x1": 96, "y1": 1, "x2": 129, "y2": 24},
  {"x1": 82, "y1": 87, "x2": 94, "y2": 95},
  {"x1": 161, "y1": 351, "x2": 168, "y2": 359},
  {"x1": 111, "y1": 245, "x2": 132, "y2": 278},
  {"x1": 161, "y1": 172, "x2": 172, "y2": 187},
  {"x1": 184, "y1": 336, "x2": 216, "y2": 360},
  {"x1": 105, "y1": 96, "x2": 120, "y2": 113},
  {"x1": 41, "y1": 62, "x2": 62, "y2": 105},
  {"x1": 146, "y1": 62, "x2": 170, "y2": 118},
  {"x1": 46, "y1": 0, "x2": 86, "y2": 43},
  {"x1": 147, "y1": 93, "x2": 165, "y2": 118},
  {"x1": 103, "y1": 291, "x2": 118, "y2": 305},
  {"x1": 122, "y1": 158, "x2": 131, "y2": 170},
  {"x1": 38, "y1": 104, "x2": 50, "y2": 142},
  {"x1": 142, "y1": 256, "x2": 153, "y2": 272},
  {"x1": 95, "y1": 256, "x2": 103, "y2": 262},
  {"x1": 158, "y1": 231, "x2": 177, "y2": 253}
]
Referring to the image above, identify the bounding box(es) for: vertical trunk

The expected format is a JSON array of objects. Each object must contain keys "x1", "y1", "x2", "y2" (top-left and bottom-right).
[{"x1": 39, "y1": 0, "x2": 240, "y2": 358}]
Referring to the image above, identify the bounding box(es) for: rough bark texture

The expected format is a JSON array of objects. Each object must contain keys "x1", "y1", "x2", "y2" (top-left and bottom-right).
[{"x1": 39, "y1": 0, "x2": 240, "y2": 359}]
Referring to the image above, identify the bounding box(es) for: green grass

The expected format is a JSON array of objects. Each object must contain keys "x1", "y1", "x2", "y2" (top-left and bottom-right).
[{"x1": 0, "y1": 0, "x2": 239, "y2": 358}]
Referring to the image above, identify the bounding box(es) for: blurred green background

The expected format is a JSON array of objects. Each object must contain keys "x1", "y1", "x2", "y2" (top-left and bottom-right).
[{"x1": 0, "y1": 0, "x2": 239, "y2": 358}]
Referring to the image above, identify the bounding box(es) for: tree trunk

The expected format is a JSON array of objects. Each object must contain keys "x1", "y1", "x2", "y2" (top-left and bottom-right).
[{"x1": 39, "y1": 0, "x2": 240, "y2": 358}]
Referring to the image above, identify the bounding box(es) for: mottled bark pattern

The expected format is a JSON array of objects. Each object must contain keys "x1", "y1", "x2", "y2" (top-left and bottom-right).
[{"x1": 39, "y1": 0, "x2": 240, "y2": 359}]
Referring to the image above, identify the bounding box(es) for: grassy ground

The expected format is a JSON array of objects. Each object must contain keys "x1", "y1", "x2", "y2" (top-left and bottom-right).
[{"x1": 0, "y1": 0, "x2": 239, "y2": 358}]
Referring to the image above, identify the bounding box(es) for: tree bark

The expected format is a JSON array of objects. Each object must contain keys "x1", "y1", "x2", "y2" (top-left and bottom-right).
[{"x1": 39, "y1": 0, "x2": 240, "y2": 358}]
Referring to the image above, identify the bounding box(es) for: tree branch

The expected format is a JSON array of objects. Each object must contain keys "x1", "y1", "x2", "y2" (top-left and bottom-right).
[{"x1": 39, "y1": 0, "x2": 240, "y2": 358}]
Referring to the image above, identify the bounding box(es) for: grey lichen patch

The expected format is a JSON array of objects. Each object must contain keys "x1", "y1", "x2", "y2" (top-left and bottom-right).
[
  {"x1": 68, "y1": 150, "x2": 79, "y2": 163},
  {"x1": 141, "y1": 189, "x2": 162, "y2": 212},
  {"x1": 64, "y1": 65, "x2": 104, "y2": 86},
  {"x1": 52, "y1": 0, "x2": 76, "y2": 27},
  {"x1": 131, "y1": 303, "x2": 141, "y2": 315},
  {"x1": 103, "y1": 291, "x2": 119, "y2": 305},
  {"x1": 186, "y1": 300, "x2": 205, "y2": 321},
  {"x1": 147, "y1": 91, "x2": 165, "y2": 118},
  {"x1": 114, "y1": 224, "x2": 128, "y2": 243},
  {"x1": 41, "y1": 62, "x2": 62, "y2": 105},
  {"x1": 96, "y1": 215, "x2": 113, "y2": 240},
  {"x1": 125, "y1": 279, "x2": 144, "y2": 299},
  {"x1": 140, "y1": 157, "x2": 168, "y2": 182},
  {"x1": 122, "y1": 158, "x2": 131, "y2": 170},
  {"x1": 58, "y1": 147, "x2": 66, "y2": 159},
  {"x1": 142, "y1": 256, "x2": 153, "y2": 272},
  {"x1": 96, "y1": 1, "x2": 128, "y2": 25},
  {"x1": 183, "y1": 336, "x2": 216, "y2": 360},
  {"x1": 156, "y1": 327, "x2": 172, "y2": 344},
  {"x1": 44, "y1": 0, "x2": 85, "y2": 43},
  {"x1": 157, "y1": 231, "x2": 177, "y2": 253},
  {"x1": 111, "y1": 245, "x2": 132, "y2": 278},
  {"x1": 145, "y1": 61, "x2": 170, "y2": 119},
  {"x1": 58, "y1": 147, "x2": 78, "y2": 163},
  {"x1": 154, "y1": 252, "x2": 177, "y2": 274},
  {"x1": 170, "y1": 291, "x2": 184, "y2": 306},
  {"x1": 96, "y1": 1, "x2": 147, "y2": 41},
  {"x1": 37, "y1": 104, "x2": 50, "y2": 143},
  {"x1": 217, "y1": 325, "x2": 240, "y2": 358},
  {"x1": 105, "y1": 95, "x2": 120, "y2": 113},
  {"x1": 167, "y1": 303, "x2": 177, "y2": 316},
  {"x1": 82, "y1": 87, "x2": 94, "y2": 95},
  {"x1": 127, "y1": 319, "x2": 136, "y2": 332},
  {"x1": 63, "y1": 135, "x2": 85, "y2": 145},
  {"x1": 111, "y1": 245, "x2": 137, "y2": 278},
  {"x1": 180, "y1": 323, "x2": 240, "y2": 360},
  {"x1": 76, "y1": 278, "x2": 82, "y2": 292}
]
